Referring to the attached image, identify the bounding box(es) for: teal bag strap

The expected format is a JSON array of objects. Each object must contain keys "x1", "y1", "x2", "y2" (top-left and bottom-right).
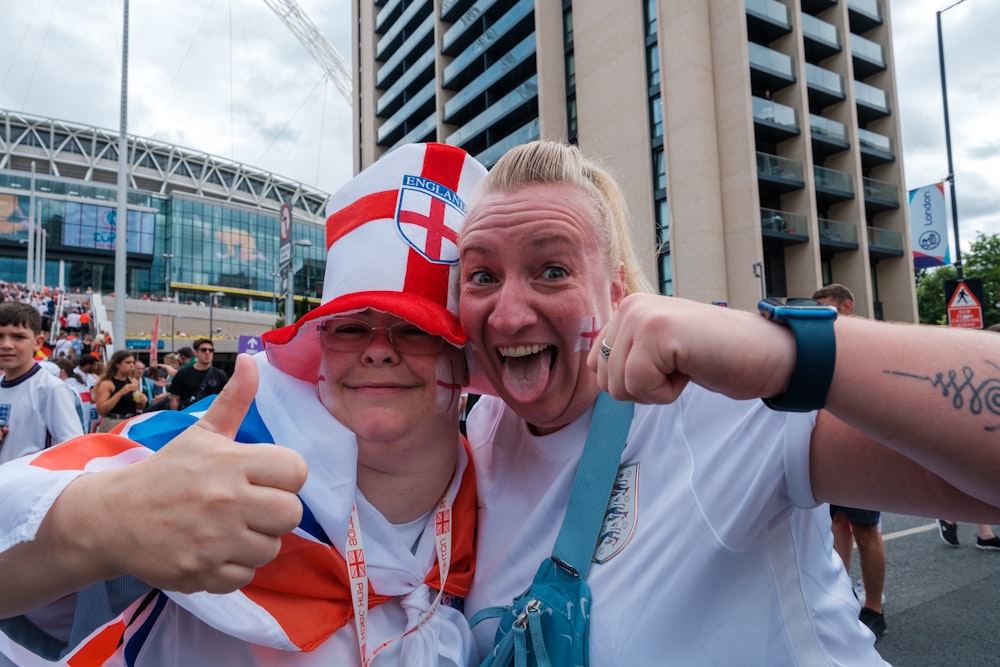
[
  {"x1": 550, "y1": 392, "x2": 634, "y2": 579},
  {"x1": 469, "y1": 393, "x2": 633, "y2": 633}
]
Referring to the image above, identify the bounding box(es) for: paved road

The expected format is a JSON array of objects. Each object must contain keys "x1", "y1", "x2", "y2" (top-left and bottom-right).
[{"x1": 856, "y1": 513, "x2": 1000, "y2": 665}]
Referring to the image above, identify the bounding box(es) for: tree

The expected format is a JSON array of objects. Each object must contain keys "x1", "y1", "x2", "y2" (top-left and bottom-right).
[
  {"x1": 915, "y1": 232, "x2": 1000, "y2": 327},
  {"x1": 915, "y1": 266, "x2": 954, "y2": 325}
]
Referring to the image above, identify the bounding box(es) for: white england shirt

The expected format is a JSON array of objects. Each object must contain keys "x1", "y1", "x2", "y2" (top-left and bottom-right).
[
  {"x1": 466, "y1": 385, "x2": 888, "y2": 666},
  {"x1": 0, "y1": 363, "x2": 84, "y2": 463}
]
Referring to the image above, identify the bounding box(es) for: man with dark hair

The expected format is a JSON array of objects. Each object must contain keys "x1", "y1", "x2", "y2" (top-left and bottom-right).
[
  {"x1": 176, "y1": 346, "x2": 195, "y2": 368},
  {"x1": 74, "y1": 354, "x2": 99, "y2": 390},
  {"x1": 811, "y1": 283, "x2": 856, "y2": 312},
  {"x1": 168, "y1": 338, "x2": 227, "y2": 410}
]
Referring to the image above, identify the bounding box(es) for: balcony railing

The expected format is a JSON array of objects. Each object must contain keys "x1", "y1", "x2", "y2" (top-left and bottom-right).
[
  {"x1": 752, "y1": 96, "x2": 799, "y2": 131},
  {"x1": 761, "y1": 207, "x2": 808, "y2": 236},
  {"x1": 746, "y1": 0, "x2": 790, "y2": 25},
  {"x1": 818, "y1": 217, "x2": 859, "y2": 245},
  {"x1": 847, "y1": 0, "x2": 883, "y2": 33},
  {"x1": 810, "y1": 114, "x2": 848, "y2": 143},
  {"x1": 814, "y1": 165, "x2": 854, "y2": 194},
  {"x1": 855, "y1": 80, "x2": 889, "y2": 112},
  {"x1": 862, "y1": 176, "x2": 899, "y2": 206},
  {"x1": 806, "y1": 63, "x2": 845, "y2": 98},
  {"x1": 756, "y1": 151, "x2": 805, "y2": 181},
  {"x1": 802, "y1": 13, "x2": 841, "y2": 57},
  {"x1": 748, "y1": 42, "x2": 795, "y2": 79},
  {"x1": 867, "y1": 226, "x2": 903, "y2": 253},
  {"x1": 851, "y1": 32, "x2": 886, "y2": 75},
  {"x1": 858, "y1": 128, "x2": 893, "y2": 154}
]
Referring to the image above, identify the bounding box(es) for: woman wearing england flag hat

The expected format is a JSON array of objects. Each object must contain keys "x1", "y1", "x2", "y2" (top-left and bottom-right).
[{"x1": 0, "y1": 143, "x2": 486, "y2": 666}]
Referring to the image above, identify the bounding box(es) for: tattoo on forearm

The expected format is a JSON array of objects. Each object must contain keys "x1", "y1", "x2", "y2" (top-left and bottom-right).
[{"x1": 887, "y1": 363, "x2": 1000, "y2": 431}]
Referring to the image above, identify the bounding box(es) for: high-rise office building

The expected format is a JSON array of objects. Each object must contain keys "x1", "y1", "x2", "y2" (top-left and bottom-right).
[{"x1": 355, "y1": 0, "x2": 916, "y2": 320}]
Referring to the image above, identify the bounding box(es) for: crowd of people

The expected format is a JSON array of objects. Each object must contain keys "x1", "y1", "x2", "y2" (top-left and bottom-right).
[{"x1": 0, "y1": 141, "x2": 999, "y2": 666}]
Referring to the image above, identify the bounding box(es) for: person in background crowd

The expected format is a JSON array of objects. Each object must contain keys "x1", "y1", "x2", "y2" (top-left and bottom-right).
[
  {"x1": 0, "y1": 303, "x2": 83, "y2": 463},
  {"x1": 132, "y1": 360, "x2": 156, "y2": 409},
  {"x1": 159, "y1": 352, "x2": 181, "y2": 379},
  {"x1": 812, "y1": 283, "x2": 886, "y2": 638},
  {"x1": 143, "y1": 359, "x2": 173, "y2": 412},
  {"x1": 78, "y1": 309, "x2": 90, "y2": 338},
  {"x1": 49, "y1": 358, "x2": 91, "y2": 434},
  {"x1": 92, "y1": 350, "x2": 147, "y2": 432},
  {"x1": 73, "y1": 354, "x2": 99, "y2": 390},
  {"x1": 52, "y1": 331, "x2": 73, "y2": 359},
  {"x1": 176, "y1": 346, "x2": 194, "y2": 368},
  {"x1": 168, "y1": 339, "x2": 228, "y2": 411}
]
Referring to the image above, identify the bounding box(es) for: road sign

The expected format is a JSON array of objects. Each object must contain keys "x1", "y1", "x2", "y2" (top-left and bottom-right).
[
  {"x1": 279, "y1": 204, "x2": 292, "y2": 242},
  {"x1": 238, "y1": 335, "x2": 263, "y2": 354},
  {"x1": 946, "y1": 279, "x2": 983, "y2": 329}
]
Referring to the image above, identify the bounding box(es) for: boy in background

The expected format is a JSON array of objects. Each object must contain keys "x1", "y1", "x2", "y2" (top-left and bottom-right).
[{"x1": 0, "y1": 302, "x2": 84, "y2": 462}]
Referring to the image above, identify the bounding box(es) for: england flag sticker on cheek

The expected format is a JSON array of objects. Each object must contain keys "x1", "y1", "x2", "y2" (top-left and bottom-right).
[
  {"x1": 395, "y1": 174, "x2": 466, "y2": 265},
  {"x1": 575, "y1": 315, "x2": 605, "y2": 351}
]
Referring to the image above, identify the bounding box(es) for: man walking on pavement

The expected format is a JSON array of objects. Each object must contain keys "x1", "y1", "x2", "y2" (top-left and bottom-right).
[{"x1": 813, "y1": 284, "x2": 887, "y2": 641}]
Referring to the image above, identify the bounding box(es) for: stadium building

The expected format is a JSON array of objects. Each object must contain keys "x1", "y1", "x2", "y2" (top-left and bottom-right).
[
  {"x1": 354, "y1": 0, "x2": 917, "y2": 321},
  {"x1": 0, "y1": 109, "x2": 327, "y2": 318}
]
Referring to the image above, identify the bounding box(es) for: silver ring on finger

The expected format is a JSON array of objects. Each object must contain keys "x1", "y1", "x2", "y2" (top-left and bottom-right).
[{"x1": 599, "y1": 339, "x2": 612, "y2": 360}]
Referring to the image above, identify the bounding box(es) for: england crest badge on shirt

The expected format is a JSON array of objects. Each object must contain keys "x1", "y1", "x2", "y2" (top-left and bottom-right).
[
  {"x1": 593, "y1": 462, "x2": 638, "y2": 563},
  {"x1": 395, "y1": 174, "x2": 466, "y2": 265}
]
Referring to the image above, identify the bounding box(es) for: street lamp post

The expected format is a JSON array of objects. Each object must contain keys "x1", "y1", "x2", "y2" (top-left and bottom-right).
[
  {"x1": 271, "y1": 269, "x2": 281, "y2": 313},
  {"x1": 168, "y1": 313, "x2": 183, "y2": 352},
  {"x1": 162, "y1": 253, "x2": 174, "y2": 300},
  {"x1": 937, "y1": 0, "x2": 971, "y2": 279},
  {"x1": 208, "y1": 291, "x2": 224, "y2": 340},
  {"x1": 285, "y1": 239, "x2": 313, "y2": 325}
]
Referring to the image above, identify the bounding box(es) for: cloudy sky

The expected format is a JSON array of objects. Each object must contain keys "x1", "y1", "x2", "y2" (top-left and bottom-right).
[
  {"x1": 0, "y1": 0, "x2": 355, "y2": 194},
  {"x1": 1, "y1": 0, "x2": 998, "y2": 251}
]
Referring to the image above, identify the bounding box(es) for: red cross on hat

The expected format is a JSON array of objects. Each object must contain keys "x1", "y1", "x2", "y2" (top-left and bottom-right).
[{"x1": 264, "y1": 143, "x2": 488, "y2": 383}]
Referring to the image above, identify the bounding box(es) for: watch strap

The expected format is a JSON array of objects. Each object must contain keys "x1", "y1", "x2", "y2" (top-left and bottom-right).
[{"x1": 762, "y1": 305, "x2": 837, "y2": 412}]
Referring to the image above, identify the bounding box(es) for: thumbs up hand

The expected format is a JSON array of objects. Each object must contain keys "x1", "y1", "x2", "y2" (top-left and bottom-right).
[{"x1": 52, "y1": 354, "x2": 308, "y2": 595}]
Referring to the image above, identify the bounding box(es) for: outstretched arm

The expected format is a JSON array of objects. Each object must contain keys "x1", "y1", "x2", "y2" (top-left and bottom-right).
[
  {"x1": 0, "y1": 355, "x2": 307, "y2": 618},
  {"x1": 590, "y1": 293, "x2": 1000, "y2": 513}
]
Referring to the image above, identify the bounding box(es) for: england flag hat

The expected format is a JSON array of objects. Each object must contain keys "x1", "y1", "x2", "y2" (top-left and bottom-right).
[{"x1": 263, "y1": 143, "x2": 488, "y2": 383}]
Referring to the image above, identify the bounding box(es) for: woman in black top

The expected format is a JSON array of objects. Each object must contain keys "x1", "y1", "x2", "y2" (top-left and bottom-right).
[{"x1": 92, "y1": 350, "x2": 148, "y2": 432}]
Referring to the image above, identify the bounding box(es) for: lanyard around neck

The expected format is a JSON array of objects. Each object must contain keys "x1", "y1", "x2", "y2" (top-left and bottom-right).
[{"x1": 347, "y1": 490, "x2": 454, "y2": 666}]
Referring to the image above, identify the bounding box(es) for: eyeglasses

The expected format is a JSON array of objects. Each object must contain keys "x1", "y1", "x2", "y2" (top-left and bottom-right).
[
  {"x1": 198, "y1": 347, "x2": 214, "y2": 353},
  {"x1": 318, "y1": 318, "x2": 445, "y2": 355}
]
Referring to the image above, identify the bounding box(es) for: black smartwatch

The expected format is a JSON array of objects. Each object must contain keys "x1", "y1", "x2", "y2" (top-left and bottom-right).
[{"x1": 757, "y1": 298, "x2": 838, "y2": 412}]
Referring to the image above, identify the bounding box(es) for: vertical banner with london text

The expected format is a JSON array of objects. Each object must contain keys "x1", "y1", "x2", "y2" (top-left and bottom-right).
[{"x1": 908, "y1": 182, "x2": 950, "y2": 269}]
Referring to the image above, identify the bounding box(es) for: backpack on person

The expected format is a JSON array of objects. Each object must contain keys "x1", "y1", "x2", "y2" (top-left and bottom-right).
[{"x1": 181, "y1": 367, "x2": 225, "y2": 409}]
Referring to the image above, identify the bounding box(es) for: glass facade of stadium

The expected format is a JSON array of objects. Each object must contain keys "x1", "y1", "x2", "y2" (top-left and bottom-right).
[{"x1": 0, "y1": 110, "x2": 327, "y2": 314}]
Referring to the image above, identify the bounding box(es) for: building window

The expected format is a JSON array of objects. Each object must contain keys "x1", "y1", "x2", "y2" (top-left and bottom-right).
[
  {"x1": 649, "y1": 93, "x2": 663, "y2": 140},
  {"x1": 647, "y1": 43, "x2": 660, "y2": 90}
]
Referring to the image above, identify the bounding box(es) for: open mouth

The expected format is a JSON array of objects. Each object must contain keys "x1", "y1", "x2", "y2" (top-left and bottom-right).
[{"x1": 495, "y1": 344, "x2": 557, "y2": 403}]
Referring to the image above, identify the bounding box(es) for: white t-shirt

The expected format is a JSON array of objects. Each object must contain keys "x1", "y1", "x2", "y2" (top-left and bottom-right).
[
  {"x1": 52, "y1": 339, "x2": 73, "y2": 359},
  {"x1": 63, "y1": 376, "x2": 95, "y2": 433},
  {"x1": 466, "y1": 385, "x2": 888, "y2": 666},
  {"x1": 0, "y1": 363, "x2": 84, "y2": 463}
]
